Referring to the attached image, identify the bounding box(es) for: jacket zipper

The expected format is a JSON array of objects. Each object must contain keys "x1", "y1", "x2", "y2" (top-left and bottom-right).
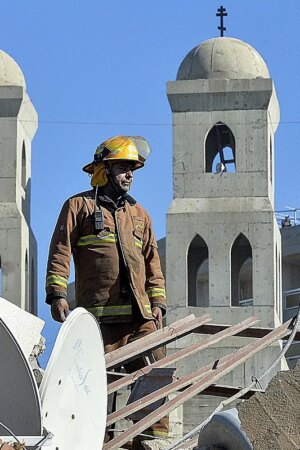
[{"x1": 114, "y1": 208, "x2": 137, "y2": 303}]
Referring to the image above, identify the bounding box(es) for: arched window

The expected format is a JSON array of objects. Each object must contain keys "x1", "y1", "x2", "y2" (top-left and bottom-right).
[
  {"x1": 21, "y1": 141, "x2": 26, "y2": 189},
  {"x1": 25, "y1": 251, "x2": 29, "y2": 310},
  {"x1": 205, "y1": 123, "x2": 236, "y2": 173},
  {"x1": 231, "y1": 234, "x2": 253, "y2": 306},
  {"x1": 30, "y1": 258, "x2": 35, "y2": 314},
  {"x1": 275, "y1": 243, "x2": 278, "y2": 314},
  {"x1": 196, "y1": 258, "x2": 209, "y2": 307},
  {"x1": 270, "y1": 137, "x2": 273, "y2": 184},
  {"x1": 188, "y1": 235, "x2": 209, "y2": 306},
  {"x1": 276, "y1": 244, "x2": 282, "y2": 319},
  {"x1": 0, "y1": 255, "x2": 2, "y2": 296}
]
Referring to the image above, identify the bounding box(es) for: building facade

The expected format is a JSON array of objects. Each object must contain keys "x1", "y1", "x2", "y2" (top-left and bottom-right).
[
  {"x1": 0, "y1": 50, "x2": 38, "y2": 313},
  {"x1": 163, "y1": 37, "x2": 288, "y2": 432}
]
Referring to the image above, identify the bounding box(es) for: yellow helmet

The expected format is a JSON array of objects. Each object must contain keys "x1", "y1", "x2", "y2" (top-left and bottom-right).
[{"x1": 82, "y1": 135, "x2": 151, "y2": 174}]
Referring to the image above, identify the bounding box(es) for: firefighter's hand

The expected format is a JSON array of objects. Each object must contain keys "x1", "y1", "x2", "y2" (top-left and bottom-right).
[
  {"x1": 152, "y1": 306, "x2": 163, "y2": 329},
  {"x1": 51, "y1": 298, "x2": 69, "y2": 322}
]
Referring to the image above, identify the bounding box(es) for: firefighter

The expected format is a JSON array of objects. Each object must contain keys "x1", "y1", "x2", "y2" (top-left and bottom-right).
[{"x1": 45, "y1": 136, "x2": 169, "y2": 449}]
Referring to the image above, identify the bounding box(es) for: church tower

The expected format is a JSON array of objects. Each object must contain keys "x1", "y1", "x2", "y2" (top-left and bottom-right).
[
  {"x1": 0, "y1": 50, "x2": 38, "y2": 313},
  {"x1": 166, "y1": 37, "x2": 286, "y2": 430}
]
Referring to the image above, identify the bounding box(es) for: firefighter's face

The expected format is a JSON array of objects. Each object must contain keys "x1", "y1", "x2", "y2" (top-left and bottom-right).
[{"x1": 109, "y1": 162, "x2": 134, "y2": 193}]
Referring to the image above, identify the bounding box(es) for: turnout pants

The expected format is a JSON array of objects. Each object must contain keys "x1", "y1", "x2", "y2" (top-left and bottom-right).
[{"x1": 100, "y1": 319, "x2": 169, "y2": 444}]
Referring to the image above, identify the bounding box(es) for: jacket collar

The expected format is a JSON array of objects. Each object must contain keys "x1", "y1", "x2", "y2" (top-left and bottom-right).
[{"x1": 94, "y1": 189, "x2": 137, "y2": 209}]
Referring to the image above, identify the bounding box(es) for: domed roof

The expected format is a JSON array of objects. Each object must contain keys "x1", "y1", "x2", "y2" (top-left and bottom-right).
[
  {"x1": 177, "y1": 37, "x2": 270, "y2": 81},
  {"x1": 0, "y1": 50, "x2": 26, "y2": 88}
]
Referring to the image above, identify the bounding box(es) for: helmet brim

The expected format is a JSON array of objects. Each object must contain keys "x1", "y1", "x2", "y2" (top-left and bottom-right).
[
  {"x1": 82, "y1": 158, "x2": 144, "y2": 174},
  {"x1": 82, "y1": 162, "x2": 94, "y2": 174}
]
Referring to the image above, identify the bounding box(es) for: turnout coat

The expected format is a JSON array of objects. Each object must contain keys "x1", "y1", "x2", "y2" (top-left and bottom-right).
[{"x1": 46, "y1": 189, "x2": 166, "y2": 322}]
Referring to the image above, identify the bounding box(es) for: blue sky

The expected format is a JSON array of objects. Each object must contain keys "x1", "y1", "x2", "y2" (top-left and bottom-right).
[{"x1": 1, "y1": 1, "x2": 299, "y2": 365}]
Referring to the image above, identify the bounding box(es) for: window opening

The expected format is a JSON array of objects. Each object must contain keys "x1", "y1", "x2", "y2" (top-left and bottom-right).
[
  {"x1": 238, "y1": 258, "x2": 253, "y2": 305},
  {"x1": 67, "y1": 259, "x2": 76, "y2": 310},
  {"x1": 30, "y1": 258, "x2": 35, "y2": 314},
  {"x1": 0, "y1": 255, "x2": 2, "y2": 296},
  {"x1": 25, "y1": 251, "x2": 29, "y2": 310},
  {"x1": 279, "y1": 251, "x2": 282, "y2": 318},
  {"x1": 270, "y1": 137, "x2": 273, "y2": 185},
  {"x1": 188, "y1": 235, "x2": 209, "y2": 307},
  {"x1": 284, "y1": 289, "x2": 300, "y2": 309},
  {"x1": 206, "y1": 123, "x2": 236, "y2": 173},
  {"x1": 21, "y1": 141, "x2": 26, "y2": 189},
  {"x1": 283, "y1": 339, "x2": 300, "y2": 369},
  {"x1": 196, "y1": 258, "x2": 209, "y2": 307},
  {"x1": 231, "y1": 234, "x2": 253, "y2": 306},
  {"x1": 276, "y1": 244, "x2": 279, "y2": 314}
]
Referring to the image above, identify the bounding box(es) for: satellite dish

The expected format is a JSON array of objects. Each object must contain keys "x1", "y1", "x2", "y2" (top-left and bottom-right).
[
  {"x1": 40, "y1": 307, "x2": 107, "y2": 449},
  {"x1": 198, "y1": 408, "x2": 253, "y2": 450},
  {"x1": 0, "y1": 296, "x2": 44, "y2": 359},
  {"x1": 0, "y1": 318, "x2": 42, "y2": 437}
]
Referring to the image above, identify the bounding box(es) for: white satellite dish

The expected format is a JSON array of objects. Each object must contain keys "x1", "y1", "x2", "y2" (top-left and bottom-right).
[
  {"x1": 0, "y1": 296, "x2": 44, "y2": 359},
  {"x1": 0, "y1": 318, "x2": 42, "y2": 437},
  {"x1": 198, "y1": 408, "x2": 253, "y2": 450},
  {"x1": 0, "y1": 307, "x2": 107, "y2": 449},
  {"x1": 40, "y1": 307, "x2": 107, "y2": 449}
]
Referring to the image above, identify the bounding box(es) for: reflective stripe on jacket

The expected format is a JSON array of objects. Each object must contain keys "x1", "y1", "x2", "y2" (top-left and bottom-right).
[{"x1": 45, "y1": 190, "x2": 166, "y2": 321}]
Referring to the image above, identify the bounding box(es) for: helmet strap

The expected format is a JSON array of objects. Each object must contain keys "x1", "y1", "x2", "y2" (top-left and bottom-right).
[{"x1": 104, "y1": 163, "x2": 123, "y2": 199}]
